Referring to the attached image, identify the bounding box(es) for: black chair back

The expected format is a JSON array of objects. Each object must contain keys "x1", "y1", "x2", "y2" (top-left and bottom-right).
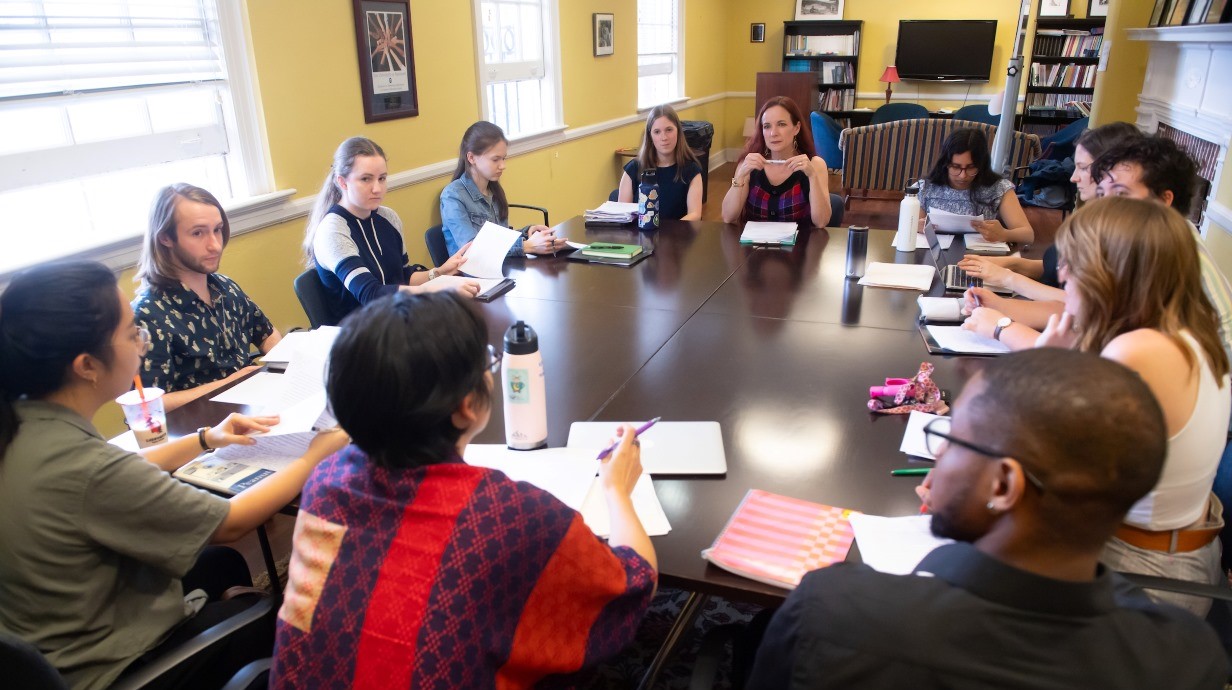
[
  {"x1": 424, "y1": 225, "x2": 449, "y2": 267},
  {"x1": 293, "y1": 268, "x2": 336, "y2": 329},
  {"x1": 0, "y1": 631, "x2": 69, "y2": 690}
]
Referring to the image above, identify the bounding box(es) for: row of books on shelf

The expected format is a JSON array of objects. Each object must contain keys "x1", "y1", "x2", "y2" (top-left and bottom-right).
[
  {"x1": 784, "y1": 33, "x2": 857, "y2": 57},
  {"x1": 1026, "y1": 92, "x2": 1093, "y2": 110},
  {"x1": 1029, "y1": 62, "x2": 1096, "y2": 89},
  {"x1": 1033, "y1": 29, "x2": 1103, "y2": 58},
  {"x1": 783, "y1": 60, "x2": 854, "y2": 85},
  {"x1": 819, "y1": 88, "x2": 855, "y2": 111}
]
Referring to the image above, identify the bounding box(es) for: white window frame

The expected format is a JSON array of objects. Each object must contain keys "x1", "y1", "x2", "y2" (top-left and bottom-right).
[
  {"x1": 471, "y1": 0, "x2": 565, "y2": 143},
  {"x1": 0, "y1": 0, "x2": 283, "y2": 280},
  {"x1": 636, "y1": 0, "x2": 686, "y2": 110}
]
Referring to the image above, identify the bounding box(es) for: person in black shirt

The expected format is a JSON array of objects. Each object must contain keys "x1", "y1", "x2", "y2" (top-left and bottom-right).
[{"x1": 748, "y1": 349, "x2": 1226, "y2": 690}]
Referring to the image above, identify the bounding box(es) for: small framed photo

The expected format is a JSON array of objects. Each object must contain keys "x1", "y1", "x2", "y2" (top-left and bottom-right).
[
  {"x1": 1187, "y1": 0, "x2": 1213, "y2": 23},
  {"x1": 1088, "y1": 0, "x2": 1110, "y2": 16},
  {"x1": 795, "y1": 0, "x2": 844, "y2": 21},
  {"x1": 352, "y1": 0, "x2": 418, "y2": 123},
  {"x1": 1039, "y1": 0, "x2": 1070, "y2": 17},
  {"x1": 751, "y1": 23, "x2": 765, "y2": 42},
  {"x1": 593, "y1": 13, "x2": 613, "y2": 56}
]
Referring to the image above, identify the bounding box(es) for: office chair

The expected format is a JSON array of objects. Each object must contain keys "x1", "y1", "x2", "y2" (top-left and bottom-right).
[
  {"x1": 952, "y1": 104, "x2": 1000, "y2": 126},
  {"x1": 424, "y1": 225, "x2": 449, "y2": 267},
  {"x1": 292, "y1": 269, "x2": 336, "y2": 329},
  {"x1": 0, "y1": 631, "x2": 69, "y2": 690},
  {"x1": 221, "y1": 658, "x2": 273, "y2": 690},
  {"x1": 870, "y1": 103, "x2": 929, "y2": 125}
]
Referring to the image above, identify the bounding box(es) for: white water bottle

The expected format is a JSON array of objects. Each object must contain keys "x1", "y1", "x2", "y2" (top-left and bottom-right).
[
  {"x1": 502, "y1": 320, "x2": 547, "y2": 450},
  {"x1": 895, "y1": 183, "x2": 920, "y2": 252}
]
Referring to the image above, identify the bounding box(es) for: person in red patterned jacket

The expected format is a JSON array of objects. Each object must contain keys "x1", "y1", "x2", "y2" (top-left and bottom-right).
[{"x1": 271, "y1": 291, "x2": 657, "y2": 689}]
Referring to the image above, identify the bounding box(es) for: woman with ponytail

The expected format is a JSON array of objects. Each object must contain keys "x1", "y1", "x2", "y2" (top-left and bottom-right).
[
  {"x1": 305, "y1": 136, "x2": 477, "y2": 325},
  {"x1": 0, "y1": 261, "x2": 347, "y2": 690}
]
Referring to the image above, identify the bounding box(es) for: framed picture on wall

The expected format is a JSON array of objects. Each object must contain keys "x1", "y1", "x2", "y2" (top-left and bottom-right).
[
  {"x1": 593, "y1": 13, "x2": 614, "y2": 56},
  {"x1": 751, "y1": 23, "x2": 765, "y2": 42},
  {"x1": 351, "y1": 0, "x2": 418, "y2": 123},
  {"x1": 1039, "y1": 0, "x2": 1070, "y2": 17},
  {"x1": 1088, "y1": 0, "x2": 1110, "y2": 16},
  {"x1": 795, "y1": 0, "x2": 843, "y2": 21}
]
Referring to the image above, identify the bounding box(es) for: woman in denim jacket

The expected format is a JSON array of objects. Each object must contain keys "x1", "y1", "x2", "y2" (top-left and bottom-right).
[{"x1": 440, "y1": 122, "x2": 566, "y2": 257}]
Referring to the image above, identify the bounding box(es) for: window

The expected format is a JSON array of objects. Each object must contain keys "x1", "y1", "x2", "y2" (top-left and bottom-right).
[
  {"x1": 474, "y1": 0, "x2": 562, "y2": 140},
  {"x1": 0, "y1": 0, "x2": 269, "y2": 276},
  {"x1": 637, "y1": 0, "x2": 683, "y2": 109}
]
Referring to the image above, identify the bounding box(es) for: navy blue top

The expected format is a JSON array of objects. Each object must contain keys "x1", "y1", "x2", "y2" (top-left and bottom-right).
[
  {"x1": 311, "y1": 204, "x2": 425, "y2": 326},
  {"x1": 623, "y1": 160, "x2": 702, "y2": 220}
]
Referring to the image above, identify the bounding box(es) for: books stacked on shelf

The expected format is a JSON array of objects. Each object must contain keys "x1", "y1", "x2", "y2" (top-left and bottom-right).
[
  {"x1": 784, "y1": 33, "x2": 856, "y2": 56},
  {"x1": 819, "y1": 88, "x2": 854, "y2": 111},
  {"x1": 1066, "y1": 100, "x2": 1092, "y2": 116},
  {"x1": 819, "y1": 61, "x2": 854, "y2": 85},
  {"x1": 1033, "y1": 29, "x2": 1103, "y2": 58},
  {"x1": 1029, "y1": 63, "x2": 1096, "y2": 88},
  {"x1": 784, "y1": 59, "x2": 813, "y2": 72},
  {"x1": 1027, "y1": 92, "x2": 1091, "y2": 110}
]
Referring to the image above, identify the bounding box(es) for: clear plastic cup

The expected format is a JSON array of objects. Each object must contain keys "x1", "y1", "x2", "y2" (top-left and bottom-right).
[{"x1": 116, "y1": 387, "x2": 168, "y2": 448}]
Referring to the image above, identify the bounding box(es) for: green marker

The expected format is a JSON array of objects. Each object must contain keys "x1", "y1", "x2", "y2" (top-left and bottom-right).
[{"x1": 890, "y1": 468, "x2": 931, "y2": 477}]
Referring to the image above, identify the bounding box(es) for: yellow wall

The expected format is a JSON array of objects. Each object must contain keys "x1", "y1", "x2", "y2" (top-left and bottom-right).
[{"x1": 1089, "y1": 0, "x2": 1153, "y2": 125}]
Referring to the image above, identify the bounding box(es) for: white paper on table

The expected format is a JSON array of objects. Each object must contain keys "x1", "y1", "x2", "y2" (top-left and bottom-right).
[
  {"x1": 566, "y1": 240, "x2": 590, "y2": 251},
  {"x1": 900, "y1": 410, "x2": 945, "y2": 460},
  {"x1": 897, "y1": 232, "x2": 953, "y2": 249},
  {"x1": 587, "y1": 201, "x2": 638, "y2": 215},
  {"x1": 260, "y1": 327, "x2": 340, "y2": 363},
  {"x1": 928, "y1": 208, "x2": 982, "y2": 234},
  {"x1": 858, "y1": 262, "x2": 936, "y2": 291},
  {"x1": 462, "y1": 222, "x2": 521, "y2": 279},
  {"x1": 925, "y1": 325, "x2": 1012, "y2": 355},
  {"x1": 580, "y1": 473, "x2": 671, "y2": 537},
  {"x1": 429, "y1": 274, "x2": 511, "y2": 298},
  {"x1": 261, "y1": 351, "x2": 330, "y2": 435},
  {"x1": 963, "y1": 235, "x2": 1011, "y2": 253},
  {"x1": 209, "y1": 372, "x2": 287, "y2": 407},
  {"x1": 210, "y1": 432, "x2": 315, "y2": 472},
  {"x1": 464, "y1": 445, "x2": 599, "y2": 512},
  {"x1": 917, "y1": 296, "x2": 965, "y2": 322},
  {"x1": 740, "y1": 221, "x2": 798, "y2": 244},
  {"x1": 848, "y1": 514, "x2": 953, "y2": 575},
  {"x1": 108, "y1": 430, "x2": 140, "y2": 452}
]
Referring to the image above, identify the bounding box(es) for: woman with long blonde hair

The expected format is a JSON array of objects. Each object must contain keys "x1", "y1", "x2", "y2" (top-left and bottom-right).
[{"x1": 1038, "y1": 196, "x2": 1229, "y2": 615}]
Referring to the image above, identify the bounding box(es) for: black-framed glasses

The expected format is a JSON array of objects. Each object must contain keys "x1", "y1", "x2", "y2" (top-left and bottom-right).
[
  {"x1": 923, "y1": 417, "x2": 1047, "y2": 493},
  {"x1": 486, "y1": 344, "x2": 502, "y2": 373},
  {"x1": 946, "y1": 163, "x2": 979, "y2": 176}
]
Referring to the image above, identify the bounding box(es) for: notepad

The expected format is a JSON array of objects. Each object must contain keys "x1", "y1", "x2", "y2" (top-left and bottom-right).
[
  {"x1": 963, "y1": 234, "x2": 1012, "y2": 255},
  {"x1": 740, "y1": 221, "x2": 799, "y2": 245},
  {"x1": 702, "y1": 489, "x2": 859, "y2": 590},
  {"x1": 917, "y1": 296, "x2": 965, "y2": 322},
  {"x1": 859, "y1": 262, "x2": 936, "y2": 291},
  {"x1": 579, "y1": 473, "x2": 672, "y2": 538},
  {"x1": 463, "y1": 445, "x2": 599, "y2": 512},
  {"x1": 925, "y1": 325, "x2": 1012, "y2": 354}
]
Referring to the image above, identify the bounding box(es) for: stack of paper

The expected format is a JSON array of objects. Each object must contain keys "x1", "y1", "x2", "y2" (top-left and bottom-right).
[
  {"x1": 928, "y1": 208, "x2": 982, "y2": 234},
  {"x1": 964, "y1": 234, "x2": 1011, "y2": 255},
  {"x1": 917, "y1": 296, "x2": 965, "y2": 322},
  {"x1": 858, "y1": 262, "x2": 936, "y2": 291},
  {"x1": 584, "y1": 201, "x2": 638, "y2": 223},
  {"x1": 740, "y1": 221, "x2": 798, "y2": 245}
]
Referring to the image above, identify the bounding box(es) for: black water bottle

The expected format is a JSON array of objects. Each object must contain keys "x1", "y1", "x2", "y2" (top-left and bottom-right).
[{"x1": 637, "y1": 167, "x2": 659, "y2": 231}]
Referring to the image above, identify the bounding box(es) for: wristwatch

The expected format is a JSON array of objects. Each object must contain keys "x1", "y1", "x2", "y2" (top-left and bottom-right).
[
  {"x1": 196, "y1": 427, "x2": 214, "y2": 452},
  {"x1": 993, "y1": 316, "x2": 1013, "y2": 341},
  {"x1": 427, "y1": 268, "x2": 439, "y2": 281},
  {"x1": 731, "y1": 177, "x2": 745, "y2": 188}
]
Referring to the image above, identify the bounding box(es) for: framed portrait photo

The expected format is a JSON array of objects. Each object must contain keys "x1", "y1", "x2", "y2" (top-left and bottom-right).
[
  {"x1": 1039, "y1": 0, "x2": 1070, "y2": 17},
  {"x1": 751, "y1": 23, "x2": 766, "y2": 42},
  {"x1": 593, "y1": 13, "x2": 614, "y2": 56},
  {"x1": 1088, "y1": 0, "x2": 1110, "y2": 16},
  {"x1": 795, "y1": 0, "x2": 844, "y2": 21},
  {"x1": 352, "y1": 0, "x2": 418, "y2": 123}
]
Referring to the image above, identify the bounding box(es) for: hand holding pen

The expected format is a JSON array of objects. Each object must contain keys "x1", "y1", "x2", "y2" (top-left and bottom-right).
[
  {"x1": 596, "y1": 417, "x2": 661, "y2": 460},
  {"x1": 597, "y1": 421, "x2": 655, "y2": 498}
]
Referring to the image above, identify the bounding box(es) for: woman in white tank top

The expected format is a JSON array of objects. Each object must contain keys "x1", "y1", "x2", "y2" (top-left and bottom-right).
[{"x1": 1036, "y1": 196, "x2": 1231, "y2": 615}]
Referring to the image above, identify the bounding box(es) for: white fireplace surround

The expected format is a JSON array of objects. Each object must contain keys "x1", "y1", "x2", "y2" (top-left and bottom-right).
[{"x1": 1128, "y1": 24, "x2": 1232, "y2": 238}]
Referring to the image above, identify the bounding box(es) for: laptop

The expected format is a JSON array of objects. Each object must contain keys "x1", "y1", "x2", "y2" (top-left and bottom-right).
[
  {"x1": 566, "y1": 421, "x2": 727, "y2": 475},
  {"x1": 922, "y1": 223, "x2": 1013, "y2": 296}
]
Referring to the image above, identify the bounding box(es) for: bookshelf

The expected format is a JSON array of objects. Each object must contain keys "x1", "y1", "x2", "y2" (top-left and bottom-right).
[
  {"x1": 1024, "y1": 16, "x2": 1105, "y2": 132},
  {"x1": 782, "y1": 20, "x2": 863, "y2": 119}
]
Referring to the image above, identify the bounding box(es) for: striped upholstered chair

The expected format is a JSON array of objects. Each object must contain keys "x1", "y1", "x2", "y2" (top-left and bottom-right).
[{"x1": 838, "y1": 119, "x2": 1041, "y2": 210}]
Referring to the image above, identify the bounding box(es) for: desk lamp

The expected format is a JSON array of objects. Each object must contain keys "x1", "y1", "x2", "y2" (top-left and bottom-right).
[{"x1": 880, "y1": 66, "x2": 900, "y2": 105}]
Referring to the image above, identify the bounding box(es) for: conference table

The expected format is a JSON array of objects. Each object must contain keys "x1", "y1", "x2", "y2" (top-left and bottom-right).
[{"x1": 169, "y1": 216, "x2": 979, "y2": 684}]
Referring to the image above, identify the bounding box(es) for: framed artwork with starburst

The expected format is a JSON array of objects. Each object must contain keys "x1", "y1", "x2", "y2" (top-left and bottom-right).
[{"x1": 352, "y1": 0, "x2": 418, "y2": 122}]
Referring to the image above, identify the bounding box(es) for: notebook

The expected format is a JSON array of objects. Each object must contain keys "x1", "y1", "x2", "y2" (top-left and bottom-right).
[
  {"x1": 566, "y1": 421, "x2": 727, "y2": 475},
  {"x1": 918, "y1": 323, "x2": 1011, "y2": 356},
  {"x1": 739, "y1": 221, "x2": 799, "y2": 246},
  {"x1": 702, "y1": 489, "x2": 859, "y2": 590}
]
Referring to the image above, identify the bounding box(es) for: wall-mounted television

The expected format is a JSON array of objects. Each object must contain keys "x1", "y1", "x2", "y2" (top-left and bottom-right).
[{"x1": 895, "y1": 20, "x2": 998, "y2": 82}]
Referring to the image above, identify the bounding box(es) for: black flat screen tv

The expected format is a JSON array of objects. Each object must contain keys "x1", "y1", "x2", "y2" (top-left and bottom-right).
[{"x1": 895, "y1": 20, "x2": 998, "y2": 82}]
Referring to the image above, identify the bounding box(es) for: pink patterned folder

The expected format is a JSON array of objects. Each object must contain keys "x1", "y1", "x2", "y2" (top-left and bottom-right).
[{"x1": 702, "y1": 489, "x2": 859, "y2": 589}]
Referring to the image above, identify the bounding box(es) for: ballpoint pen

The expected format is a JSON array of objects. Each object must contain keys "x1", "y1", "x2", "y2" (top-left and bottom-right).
[
  {"x1": 890, "y1": 468, "x2": 931, "y2": 477},
  {"x1": 596, "y1": 416, "x2": 661, "y2": 460}
]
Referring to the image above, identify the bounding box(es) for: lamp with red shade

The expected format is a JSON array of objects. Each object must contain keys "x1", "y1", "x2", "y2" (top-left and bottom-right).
[{"x1": 880, "y1": 66, "x2": 900, "y2": 105}]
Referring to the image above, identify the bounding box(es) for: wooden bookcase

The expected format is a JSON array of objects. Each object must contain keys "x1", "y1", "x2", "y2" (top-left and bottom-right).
[
  {"x1": 781, "y1": 20, "x2": 863, "y2": 120},
  {"x1": 1023, "y1": 16, "x2": 1105, "y2": 132}
]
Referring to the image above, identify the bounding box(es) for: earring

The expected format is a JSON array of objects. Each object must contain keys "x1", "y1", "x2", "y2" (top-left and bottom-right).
[{"x1": 986, "y1": 501, "x2": 996, "y2": 512}]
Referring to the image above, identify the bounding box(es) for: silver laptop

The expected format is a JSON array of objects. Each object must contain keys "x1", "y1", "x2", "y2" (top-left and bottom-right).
[
  {"x1": 923, "y1": 223, "x2": 1013, "y2": 295},
  {"x1": 566, "y1": 421, "x2": 727, "y2": 475}
]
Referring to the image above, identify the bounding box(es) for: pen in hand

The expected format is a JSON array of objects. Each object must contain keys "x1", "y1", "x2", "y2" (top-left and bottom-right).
[{"x1": 596, "y1": 416, "x2": 661, "y2": 460}]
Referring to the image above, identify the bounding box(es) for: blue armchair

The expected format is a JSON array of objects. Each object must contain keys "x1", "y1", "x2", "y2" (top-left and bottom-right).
[{"x1": 810, "y1": 111, "x2": 844, "y2": 171}]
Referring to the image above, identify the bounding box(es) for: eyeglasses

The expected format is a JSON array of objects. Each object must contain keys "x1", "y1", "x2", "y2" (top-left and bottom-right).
[
  {"x1": 135, "y1": 327, "x2": 151, "y2": 356},
  {"x1": 486, "y1": 344, "x2": 502, "y2": 373},
  {"x1": 923, "y1": 417, "x2": 1047, "y2": 493},
  {"x1": 947, "y1": 164, "x2": 980, "y2": 176}
]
